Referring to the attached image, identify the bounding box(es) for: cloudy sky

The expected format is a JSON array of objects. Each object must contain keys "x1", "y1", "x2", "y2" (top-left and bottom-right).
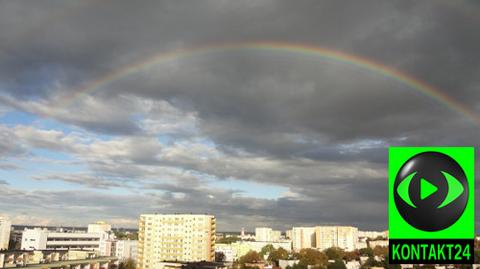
[{"x1": 0, "y1": 0, "x2": 479, "y2": 231}]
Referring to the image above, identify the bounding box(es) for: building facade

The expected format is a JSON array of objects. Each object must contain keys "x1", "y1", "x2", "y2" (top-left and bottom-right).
[
  {"x1": 255, "y1": 228, "x2": 282, "y2": 242},
  {"x1": 136, "y1": 214, "x2": 216, "y2": 269},
  {"x1": 88, "y1": 221, "x2": 112, "y2": 234},
  {"x1": 315, "y1": 226, "x2": 358, "y2": 251},
  {"x1": 0, "y1": 217, "x2": 12, "y2": 250},
  {"x1": 291, "y1": 227, "x2": 316, "y2": 251},
  {"x1": 115, "y1": 240, "x2": 138, "y2": 261},
  {"x1": 21, "y1": 222, "x2": 115, "y2": 255}
]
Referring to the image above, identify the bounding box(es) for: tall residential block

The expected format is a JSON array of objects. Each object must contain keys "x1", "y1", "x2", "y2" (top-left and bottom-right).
[
  {"x1": 0, "y1": 217, "x2": 11, "y2": 250},
  {"x1": 291, "y1": 227, "x2": 316, "y2": 251},
  {"x1": 315, "y1": 226, "x2": 358, "y2": 251},
  {"x1": 136, "y1": 214, "x2": 215, "y2": 269},
  {"x1": 255, "y1": 227, "x2": 282, "y2": 242},
  {"x1": 255, "y1": 227, "x2": 272, "y2": 242}
]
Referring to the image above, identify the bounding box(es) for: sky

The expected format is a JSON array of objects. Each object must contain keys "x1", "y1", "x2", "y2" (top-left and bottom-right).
[{"x1": 0, "y1": 0, "x2": 479, "y2": 231}]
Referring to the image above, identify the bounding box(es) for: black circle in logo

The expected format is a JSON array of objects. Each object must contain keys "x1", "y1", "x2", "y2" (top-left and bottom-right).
[{"x1": 394, "y1": 151, "x2": 468, "y2": 231}]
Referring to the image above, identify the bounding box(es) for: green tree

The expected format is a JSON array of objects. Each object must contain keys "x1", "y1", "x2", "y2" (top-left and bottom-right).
[
  {"x1": 360, "y1": 257, "x2": 381, "y2": 269},
  {"x1": 260, "y1": 244, "x2": 275, "y2": 257},
  {"x1": 114, "y1": 231, "x2": 138, "y2": 240},
  {"x1": 324, "y1": 247, "x2": 344, "y2": 261},
  {"x1": 296, "y1": 248, "x2": 328, "y2": 268},
  {"x1": 239, "y1": 251, "x2": 264, "y2": 269},
  {"x1": 372, "y1": 246, "x2": 388, "y2": 257},
  {"x1": 216, "y1": 252, "x2": 226, "y2": 262},
  {"x1": 327, "y1": 260, "x2": 346, "y2": 269},
  {"x1": 383, "y1": 253, "x2": 401, "y2": 269},
  {"x1": 474, "y1": 249, "x2": 480, "y2": 264},
  {"x1": 343, "y1": 251, "x2": 359, "y2": 261},
  {"x1": 358, "y1": 248, "x2": 373, "y2": 257},
  {"x1": 217, "y1": 236, "x2": 241, "y2": 244},
  {"x1": 268, "y1": 247, "x2": 288, "y2": 264},
  {"x1": 119, "y1": 259, "x2": 135, "y2": 269}
]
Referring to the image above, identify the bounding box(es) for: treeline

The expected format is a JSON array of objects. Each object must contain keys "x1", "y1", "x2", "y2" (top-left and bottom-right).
[{"x1": 232, "y1": 245, "x2": 398, "y2": 269}]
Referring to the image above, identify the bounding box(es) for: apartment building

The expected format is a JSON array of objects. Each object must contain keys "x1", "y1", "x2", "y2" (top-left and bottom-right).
[
  {"x1": 291, "y1": 227, "x2": 316, "y2": 251},
  {"x1": 0, "y1": 217, "x2": 11, "y2": 250},
  {"x1": 255, "y1": 228, "x2": 283, "y2": 242},
  {"x1": 21, "y1": 223, "x2": 115, "y2": 255},
  {"x1": 115, "y1": 240, "x2": 138, "y2": 261},
  {"x1": 358, "y1": 230, "x2": 388, "y2": 240},
  {"x1": 136, "y1": 214, "x2": 215, "y2": 269},
  {"x1": 88, "y1": 221, "x2": 112, "y2": 233},
  {"x1": 315, "y1": 226, "x2": 358, "y2": 251},
  {"x1": 255, "y1": 228, "x2": 272, "y2": 242}
]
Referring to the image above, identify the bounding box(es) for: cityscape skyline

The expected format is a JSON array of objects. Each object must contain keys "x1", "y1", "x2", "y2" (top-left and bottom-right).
[{"x1": 1, "y1": 0, "x2": 480, "y2": 232}]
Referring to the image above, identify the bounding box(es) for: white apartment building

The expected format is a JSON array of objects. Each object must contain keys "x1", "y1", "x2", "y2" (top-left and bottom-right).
[
  {"x1": 21, "y1": 222, "x2": 115, "y2": 255},
  {"x1": 271, "y1": 230, "x2": 282, "y2": 242},
  {"x1": 0, "y1": 217, "x2": 12, "y2": 250},
  {"x1": 291, "y1": 227, "x2": 316, "y2": 251},
  {"x1": 88, "y1": 221, "x2": 112, "y2": 233},
  {"x1": 285, "y1": 230, "x2": 292, "y2": 240},
  {"x1": 254, "y1": 227, "x2": 281, "y2": 242},
  {"x1": 255, "y1": 227, "x2": 272, "y2": 242},
  {"x1": 115, "y1": 240, "x2": 138, "y2": 261},
  {"x1": 315, "y1": 226, "x2": 358, "y2": 251},
  {"x1": 21, "y1": 229, "x2": 49, "y2": 250},
  {"x1": 136, "y1": 214, "x2": 216, "y2": 269},
  {"x1": 357, "y1": 231, "x2": 388, "y2": 240},
  {"x1": 215, "y1": 244, "x2": 235, "y2": 262},
  {"x1": 368, "y1": 240, "x2": 388, "y2": 248}
]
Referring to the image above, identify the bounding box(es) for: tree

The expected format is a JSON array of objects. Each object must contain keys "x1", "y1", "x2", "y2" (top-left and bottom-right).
[
  {"x1": 475, "y1": 249, "x2": 480, "y2": 264},
  {"x1": 217, "y1": 236, "x2": 241, "y2": 244},
  {"x1": 114, "y1": 231, "x2": 138, "y2": 240},
  {"x1": 260, "y1": 244, "x2": 275, "y2": 257},
  {"x1": 360, "y1": 257, "x2": 381, "y2": 269},
  {"x1": 239, "y1": 251, "x2": 264, "y2": 269},
  {"x1": 358, "y1": 248, "x2": 373, "y2": 257},
  {"x1": 383, "y1": 253, "x2": 401, "y2": 269},
  {"x1": 324, "y1": 248, "x2": 344, "y2": 261},
  {"x1": 268, "y1": 247, "x2": 288, "y2": 264},
  {"x1": 372, "y1": 246, "x2": 387, "y2": 257},
  {"x1": 239, "y1": 251, "x2": 263, "y2": 264},
  {"x1": 297, "y1": 248, "x2": 328, "y2": 268},
  {"x1": 327, "y1": 260, "x2": 346, "y2": 269},
  {"x1": 343, "y1": 251, "x2": 359, "y2": 261},
  {"x1": 118, "y1": 259, "x2": 135, "y2": 269},
  {"x1": 216, "y1": 252, "x2": 226, "y2": 262}
]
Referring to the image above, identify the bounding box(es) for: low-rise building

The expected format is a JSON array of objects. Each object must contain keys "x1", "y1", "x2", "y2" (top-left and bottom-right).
[
  {"x1": 345, "y1": 260, "x2": 360, "y2": 269},
  {"x1": 278, "y1": 260, "x2": 298, "y2": 269},
  {"x1": 21, "y1": 222, "x2": 115, "y2": 255},
  {"x1": 215, "y1": 241, "x2": 291, "y2": 262},
  {"x1": 368, "y1": 240, "x2": 388, "y2": 249},
  {"x1": 155, "y1": 261, "x2": 227, "y2": 269},
  {"x1": 0, "y1": 249, "x2": 101, "y2": 268},
  {"x1": 214, "y1": 244, "x2": 235, "y2": 262},
  {"x1": 358, "y1": 231, "x2": 387, "y2": 240}
]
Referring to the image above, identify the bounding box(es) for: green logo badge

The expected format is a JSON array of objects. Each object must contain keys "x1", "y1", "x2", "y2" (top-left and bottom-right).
[{"x1": 389, "y1": 147, "x2": 474, "y2": 264}]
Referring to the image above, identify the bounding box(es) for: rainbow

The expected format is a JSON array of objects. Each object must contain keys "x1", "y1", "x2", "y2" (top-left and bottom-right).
[{"x1": 58, "y1": 41, "x2": 480, "y2": 124}]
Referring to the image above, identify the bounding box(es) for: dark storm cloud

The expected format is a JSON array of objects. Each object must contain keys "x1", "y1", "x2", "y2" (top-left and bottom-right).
[{"x1": 0, "y1": 0, "x2": 479, "y2": 230}]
